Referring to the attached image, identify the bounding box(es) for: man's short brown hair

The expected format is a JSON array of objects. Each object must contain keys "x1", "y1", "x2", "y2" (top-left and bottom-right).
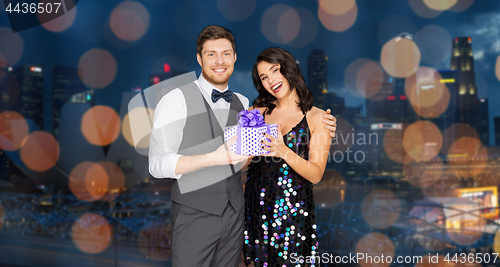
[{"x1": 196, "y1": 26, "x2": 236, "y2": 55}]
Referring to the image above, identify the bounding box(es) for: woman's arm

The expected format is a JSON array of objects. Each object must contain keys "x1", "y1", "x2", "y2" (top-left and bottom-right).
[{"x1": 262, "y1": 108, "x2": 332, "y2": 184}]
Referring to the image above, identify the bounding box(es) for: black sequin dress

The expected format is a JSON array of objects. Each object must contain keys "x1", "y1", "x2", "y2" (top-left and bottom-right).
[{"x1": 244, "y1": 115, "x2": 319, "y2": 267}]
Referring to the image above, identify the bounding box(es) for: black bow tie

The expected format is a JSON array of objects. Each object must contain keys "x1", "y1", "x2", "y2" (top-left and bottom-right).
[{"x1": 211, "y1": 89, "x2": 233, "y2": 103}]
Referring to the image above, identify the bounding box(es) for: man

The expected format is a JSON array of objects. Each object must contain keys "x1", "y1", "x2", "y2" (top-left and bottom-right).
[{"x1": 149, "y1": 25, "x2": 337, "y2": 267}]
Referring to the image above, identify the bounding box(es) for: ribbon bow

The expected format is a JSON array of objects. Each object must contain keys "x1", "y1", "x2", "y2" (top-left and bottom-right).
[{"x1": 237, "y1": 109, "x2": 265, "y2": 127}]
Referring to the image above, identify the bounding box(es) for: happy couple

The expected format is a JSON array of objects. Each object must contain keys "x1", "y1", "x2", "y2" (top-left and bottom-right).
[{"x1": 149, "y1": 25, "x2": 335, "y2": 267}]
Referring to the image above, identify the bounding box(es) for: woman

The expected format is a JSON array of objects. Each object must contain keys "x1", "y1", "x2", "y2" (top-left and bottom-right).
[{"x1": 243, "y1": 47, "x2": 332, "y2": 267}]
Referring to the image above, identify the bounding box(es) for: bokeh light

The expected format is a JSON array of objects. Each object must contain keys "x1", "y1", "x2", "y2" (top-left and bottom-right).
[
  {"x1": 383, "y1": 128, "x2": 413, "y2": 164},
  {"x1": 403, "y1": 121, "x2": 443, "y2": 161},
  {"x1": 0, "y1": 204, "x2": 4, "y2": 230},
  {"x1": 445, "y1": 204, "x2": 485, "y2": 245},
  {"x1": 138, "y1": 221, "x2": 171, "y2": 261},
  {"x1": 85, "y1": 163, "x2": 109, "y2": 201},
  {"x1": 261, "y1": 5, "x2": 300, "y2": 44},
  {"x1": 405, "y1": 67, "x2": 446, "y2": 108},
  {"x1": 362, "y1": 190, "x2": 401, "y2": 229},
  {"x1": 20, "y1": 131, "x2": 60, "y2": 172},
  {"x1": 98, "y1": 161, "x2": 125, "y2": 201},
  {"x1": 345, "y1": 58, "x2": 369, "y2": 98},
  {"x1": 447, "y1": 136, "x2": 483, "y2": 178},
  {"x1": 78, "y1": 49, "x2": 117, "y2": 89},
  {"x1": 0, "y1": 111, "x2": 29, "y2": 151},
  {"x1": 495, "y1": 55, "x2": 500, "y2": 82},
  {"x1": 355, "y1": 60, "x2": 384, "y2": 99},
  {"x1": 449, "y1": 0, "x2": 474, "y2": 12},
  {"x1": 403, "y1": 158, "x2": 443, "y2": 188},
  {"x1": 314, "y1": 169, "x2": 345, "y2": 208},
  {"x1": 405, "y1": 67, "x2": 450, "y2": 118},
  {"x1": 380, "y1": 37, "x2": 421, "y2": 78},
  {"x1": 70, "y1": 162, "x2": 103, "y2": 202},
  {"x1": 442, "y1": 123, "x2": 480, "y2": 156},
  {"x1": 319, "y1": 0, "x2": 356, "y2": 15},
  {"x1": 410, "y1": 84, "x2": 450, "y2": 118},
  {"x1": 38, "y1": 1, "x2": 77, "y2": 32},
  {"x1": 355, "y1": 233, "x2": 394, "y2": 267},
  {"x1": 122, "y1": 107, "x2": 154, "y2": 148},
  {"x1": 72, "y1": 214, "x2": 112, "y2": 254},
  {"x1": 414, "y1": 25, "x2": 452, "y2": 65},
  {"x1": 110, "y1": 1, "x2": 150, "y2": 42},
  {"x1": 81, "y1": 105, "x2": 121, "y2": 146},
  {"x1": 318, "y1": 2, "x2": 357, "y2": 32},
  {"x1": 377, "y1": 14, "x2": 416, "y2": 45},
  {"x1": 217, "y1": 0, "x2": 256, "y2": 21},
  {"x1": 278, "y1": 8, "x2": 301, "y2": 44},
  {"x1": 408, "y1": 0, "x2": 443, "y2": 18},
  {"x1": 0, "y1": 27, "x2": 24, "y2": 66},
  {"x1": 423, "y1": 0, "x2": 458, "y2": 10},
  {"x1": 288, "y1": 8, "x2": 318, "y2": 48}
]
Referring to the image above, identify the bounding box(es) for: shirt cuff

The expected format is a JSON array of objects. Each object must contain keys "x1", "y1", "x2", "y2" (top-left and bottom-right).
[{"x1": 163, "y1": 153, "x2": 183, "y2": 179}]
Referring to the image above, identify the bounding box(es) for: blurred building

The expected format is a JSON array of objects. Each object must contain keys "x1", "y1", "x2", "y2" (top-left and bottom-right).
[
  {"x1": 149, "y1": 63, "x2": 187, "y2": 86},
  {"x1": 11, "y1": 64, "x2": 44, "y2": 130},
  {"x1": 365, "y1": 76, "x2": 414, "y2": 124},
  {"x1": 344, "y1": 105, "x2": 364, "y2": 127},
  {"x1": 307, "y1": 49, "x2": 328, "y2": 108},
  {"x1": 477, "y1": 98, "x2": 489, "y2": 146},
  {"x1": 451, "y1": 37, "x2": 478, "y2": 112},
  {"x1": 52, "y1": 65, "x2": 88, "y2": 137},
  {"x1": 322, "y1": 91, "x2": 344, "y2": 118}
]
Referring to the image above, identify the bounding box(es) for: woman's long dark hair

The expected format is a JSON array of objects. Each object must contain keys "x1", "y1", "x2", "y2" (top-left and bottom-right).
[{"x1": 252, "y1": 47, "x2": 313, "y2": 115}]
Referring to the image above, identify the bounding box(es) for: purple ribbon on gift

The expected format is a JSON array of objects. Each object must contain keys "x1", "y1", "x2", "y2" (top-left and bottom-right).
[
  {"x1": 237, "y1": 109, "x2": 265, "y2": 127},
  {"x1": 235, "y1": 110, "x2": 272, "y2": 155}
]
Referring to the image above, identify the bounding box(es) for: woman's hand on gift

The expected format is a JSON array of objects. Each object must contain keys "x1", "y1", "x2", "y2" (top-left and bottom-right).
[{"x1": 261, "y1": 124, "x2": 289, "y2": 158}]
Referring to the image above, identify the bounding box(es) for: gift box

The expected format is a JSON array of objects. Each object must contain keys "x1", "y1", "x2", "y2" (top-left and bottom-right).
[{"x1": 224, "y1": 110, "x2": 278, "y2": 156}]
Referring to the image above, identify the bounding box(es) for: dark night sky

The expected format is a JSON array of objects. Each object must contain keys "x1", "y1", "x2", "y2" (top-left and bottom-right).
[{"x1": 0, "y1": 0, "x2": 499, "y2": 144}]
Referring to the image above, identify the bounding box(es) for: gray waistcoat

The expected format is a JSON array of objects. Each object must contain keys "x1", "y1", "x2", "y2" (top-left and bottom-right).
[{"x1": 171, "y1": 82, "x2": 245, "y2": 215}]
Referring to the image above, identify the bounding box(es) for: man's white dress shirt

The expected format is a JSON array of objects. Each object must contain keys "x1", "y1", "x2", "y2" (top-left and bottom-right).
[{"x1": 148, "y1": 74, "x2": 249, "y2": 179}]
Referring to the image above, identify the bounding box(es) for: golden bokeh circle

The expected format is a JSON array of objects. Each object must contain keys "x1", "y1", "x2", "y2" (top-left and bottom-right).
[
  {"x1": 319, "y1": 0, "x2": 356, "y2": 15},
  {"x1": 423, "y1": 0, "x2": 458, "y2": 10},
  {"x1": 362, "y1": 190, "x2": 401, "y2": 229},
  {"x1": 0, "y1": 204, "x2": 4, "y2": 230},
  {"x1": 0, "y1": 111, "x2": 29, "y2": 151},
  {"x1": 380, "y1": 37, "x2": 421, "y2": 78},
  {"x1": 110, "y1": 1, "x2": 150, "y2": 42},
  {"x1": 78, "y1": 49, "x2": 117, "y2": 89},
  {"x1": 318, "y1": 2, "x2": 357, "y2": 32},
  {"x1": 20, "y1": 131, "x2": 60, "y2": 172},
  {"x1": 355, "y1": 233, "x2": 394, "y2": 267},
  {"x1": 38, "y1": 1, "x2": 77, "y2": 32},
  {"x1": 403, "y1": 121, "x2": 443, "y2": 161},
  {"x1": 72, "y1": 214, "x2": 112, "y2": 254},
  {"x1": 122, "y1": 107, "x2": 154, "y2": 148},
  {"x1": 81, "y1": 105, "x2": 121, "y2": 146}
]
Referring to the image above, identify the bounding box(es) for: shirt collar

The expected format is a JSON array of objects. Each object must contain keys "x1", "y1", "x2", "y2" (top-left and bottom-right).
[{"x1": 197, "y1": 73, "x2": 229, "y2": 95}]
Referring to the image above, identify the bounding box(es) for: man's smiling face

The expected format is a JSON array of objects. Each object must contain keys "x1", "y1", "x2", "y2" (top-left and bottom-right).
[{"x1": 197, "y1": 38, "x2": 237, "y2": 90}]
